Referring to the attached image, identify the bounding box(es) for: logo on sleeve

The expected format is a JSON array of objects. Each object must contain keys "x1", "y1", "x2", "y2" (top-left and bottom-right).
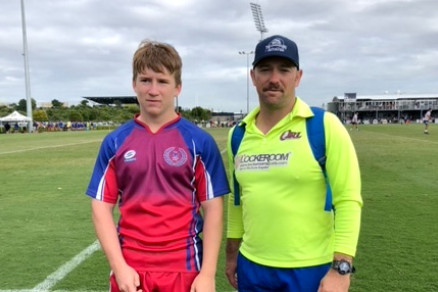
[
  {"x1": 163, "y1": 147, "x2": 188, "y2": 167},
  {"x1": 124, "y1": 150, "x2": 137, "y2": 162}
]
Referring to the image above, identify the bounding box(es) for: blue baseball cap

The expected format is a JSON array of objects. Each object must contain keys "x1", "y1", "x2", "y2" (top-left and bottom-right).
[{"x1": 252, "y1": 35, "x2": 299, "y2": 69}]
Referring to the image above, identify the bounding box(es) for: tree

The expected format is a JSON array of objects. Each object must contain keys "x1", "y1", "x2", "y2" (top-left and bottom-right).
[
  {"x1": 114, "y1": 100, "x2": 122, "y2": 108},
  {"x1": 69, "y1": 110, "x2": 83, "y2": 122},
  {"x1": 33, "y1": 109, "x2": 48, "y2": 121},
  {"x1": 16, "y1": 98, "x2": 36, "y2": 112},
  {"x1": 190, "y1": 106, "x2": 211, "y2": 122},
  {"x1": 80, "y1": 100, "x2": 90, "y2": 107},
  {"x1": 0, "y1": 106, "x2": 13, "y2": 118},
  {"x1": 125, "y1": 104, "x2": 139, "y2": 115},
  {"x1": 51, "y1": 99, "x2": 63, "y2": 108}
]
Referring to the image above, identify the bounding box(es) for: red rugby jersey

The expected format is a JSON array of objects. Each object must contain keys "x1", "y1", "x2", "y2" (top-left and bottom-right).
[{"x1": 86, "y1": 115, "x2": 229, "y2": 271}]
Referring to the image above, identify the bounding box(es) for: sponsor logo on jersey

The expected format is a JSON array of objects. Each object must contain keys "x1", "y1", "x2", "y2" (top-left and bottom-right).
[
  {"x1": 235, "y1": 152, "x2": 291, "y2": 171},
  {"x1": 163, "y1": 147, "x2": 188, "y2": 167},
  {"x1": 124, "y1": 150, "x2": 136, "y2": 162},
  {"x1": 280, "y1": 130, "x2": 302, "y2": 140}
]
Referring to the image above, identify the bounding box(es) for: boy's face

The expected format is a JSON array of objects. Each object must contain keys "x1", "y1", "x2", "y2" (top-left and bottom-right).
[{"x1": 133, "y1": 66, "x2": 181, "y2": 122}]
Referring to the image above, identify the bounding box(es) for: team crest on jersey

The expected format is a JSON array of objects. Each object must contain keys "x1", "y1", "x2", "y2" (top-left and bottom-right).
[
  {"x1": 163, "y1": 147, "x2": 187, "y2": 167},
  {"x1": 124, "y1": 150, "x2": 137, "y2": 162},
  {"x1": 280, "y1": 130, "x2": 302, "y2": 140}
]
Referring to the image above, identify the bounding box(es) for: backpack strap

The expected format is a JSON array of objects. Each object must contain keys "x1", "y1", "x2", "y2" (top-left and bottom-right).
[
  {"x1": 306, "y1": 107, "x2": 333, "y2": 211},
  {"x1": 231, "y1": 123, "x2": 246, "y2": 205}
]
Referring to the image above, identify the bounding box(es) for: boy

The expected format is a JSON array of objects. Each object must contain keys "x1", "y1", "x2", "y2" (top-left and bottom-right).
[{"x1": 86, "y1": 40, "x2": 229, "y2": 292}]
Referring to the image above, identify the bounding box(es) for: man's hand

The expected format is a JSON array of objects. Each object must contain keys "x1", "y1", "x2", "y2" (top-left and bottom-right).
[
  {"x1": 317, "y1": 267, "x2": 351, "y2": 292},
  {"x1": 225, "y1": 238, "x2": 241, "y2": 289}
]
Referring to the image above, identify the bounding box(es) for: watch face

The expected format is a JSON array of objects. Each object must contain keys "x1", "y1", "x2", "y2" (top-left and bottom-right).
[{"x1": 339, "y1": 261, "x2": 351, "y2": 274}]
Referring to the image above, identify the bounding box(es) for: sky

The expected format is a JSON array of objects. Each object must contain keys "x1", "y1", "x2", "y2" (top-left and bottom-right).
[{"x1": 1, "y1": 0, "x2": 438, "y2": 113}]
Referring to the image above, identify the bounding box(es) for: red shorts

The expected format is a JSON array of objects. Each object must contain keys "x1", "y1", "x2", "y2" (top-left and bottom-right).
[
  {"x1": 109, "y1": 270, "x2": 198, "y2": 292},
  {"x1": 109, "y1": 248, "x2": 199, "y2": 292}
]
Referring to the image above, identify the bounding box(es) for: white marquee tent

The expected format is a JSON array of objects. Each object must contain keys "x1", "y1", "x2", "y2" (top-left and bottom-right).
[{"x1": 0, "y1": 111, "x2": 31, "y2": 123}]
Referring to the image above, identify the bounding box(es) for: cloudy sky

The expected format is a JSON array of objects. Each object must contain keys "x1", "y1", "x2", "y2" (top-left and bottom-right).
[{"x1": 1, "y1": 0, "x2": 438, "y2": 113}]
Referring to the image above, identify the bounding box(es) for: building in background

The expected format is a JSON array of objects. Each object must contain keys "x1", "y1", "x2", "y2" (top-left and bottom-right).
[{"x1": 327, "y1": 93, "x2": 438, "y2": 124}]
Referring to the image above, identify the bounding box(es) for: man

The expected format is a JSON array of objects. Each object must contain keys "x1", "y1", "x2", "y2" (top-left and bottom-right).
[
  {"x1": 225, "y1": 35, "x2": 362, "y2": 292},
  {"x1": 423, "y1": 108, "x2": 432, "y2": 134},
  {"x1": 4, "y1": 122, "x2": 10, "y2": 133},
  {"x1": 350, "y1": 112, "x2": 359, "y2": 131},
  {"x1": 86, "y1": 40, "x2": 229, "y2": 292}
]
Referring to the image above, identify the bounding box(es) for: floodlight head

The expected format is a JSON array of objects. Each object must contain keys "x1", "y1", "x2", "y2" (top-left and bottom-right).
[{"x1": 250, "y1": 3, "x2": 268, "y2": 34}]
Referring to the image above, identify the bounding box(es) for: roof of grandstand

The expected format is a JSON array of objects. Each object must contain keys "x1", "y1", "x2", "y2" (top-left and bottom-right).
[{"x1": 82, "y1": 96, "x2": 137, "y2": 105}]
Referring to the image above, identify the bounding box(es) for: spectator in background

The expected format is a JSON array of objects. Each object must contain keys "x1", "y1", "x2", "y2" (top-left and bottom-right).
[
  {"x1": 351, "y1": 112, "x2": 359, "y2": 131},
  {"x1": 4, "y1": 122, "x2": 11, "y2": 133},
  {"x1": 423, "y1": 108, "x2": 432, "y2": 134}
]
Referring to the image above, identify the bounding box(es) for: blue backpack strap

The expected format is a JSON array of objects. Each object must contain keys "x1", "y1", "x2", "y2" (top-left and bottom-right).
[
  {"x1": 306, "y1": 107, "x2": 333, "y2": 211},
  {"x1": 231, "y1": 123, "x2": 246, "y2": 205}
]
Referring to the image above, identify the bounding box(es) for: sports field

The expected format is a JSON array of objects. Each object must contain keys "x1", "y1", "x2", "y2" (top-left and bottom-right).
[{"x1": 0, "y1": 123, "x2": 437, "y2": 292}]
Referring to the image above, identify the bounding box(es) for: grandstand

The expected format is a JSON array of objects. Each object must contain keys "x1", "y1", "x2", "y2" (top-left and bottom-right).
[
  {"x1": 82, "y1": 96, "x2": 137, "y2": 105},
  {"x1": 327, "y1": 93, "x2": 438, "y2": 124}
]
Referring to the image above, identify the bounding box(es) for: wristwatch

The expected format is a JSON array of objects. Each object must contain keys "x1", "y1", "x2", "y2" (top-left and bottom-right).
[{"x1": 332, "y1": 260, "x2": 355, "y2": 275}]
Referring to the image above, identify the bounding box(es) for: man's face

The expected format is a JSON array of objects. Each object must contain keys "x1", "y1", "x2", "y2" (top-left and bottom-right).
[
  {"x1": 251, "y1": 57, "x2": 302, "y2": 110},
  {"x1": 132, "y1": 67, "x2": 181, "y2": 121}
]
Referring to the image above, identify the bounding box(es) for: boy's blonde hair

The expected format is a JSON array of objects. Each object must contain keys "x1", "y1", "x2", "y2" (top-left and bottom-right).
[{"x1": 132, "y1": 40, "x2": 182, "y2": 85}]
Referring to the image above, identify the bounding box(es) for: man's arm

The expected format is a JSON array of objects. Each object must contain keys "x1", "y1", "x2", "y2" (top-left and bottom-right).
[
  {"x1": 91, "y1": 199, "x2": 140, "y2": 292},
  {"x1": 225, "y1": 238, "x2": 241, "y2": 289},
  {"x1": 318, "y1": 113, "x2": 363, "y2": 292},
  {"x1": 190, "y1": 197, "x2": 223, "y2": 292},
  {"x1": 318, "y1": 252, "x2": 353, "y2": 292},
  {"x1": 225, "y1": 127, "x2": 244, "y2": 289}
]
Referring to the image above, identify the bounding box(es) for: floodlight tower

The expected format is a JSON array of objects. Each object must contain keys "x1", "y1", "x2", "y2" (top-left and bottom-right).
[
  {"x1": 238, "y1": 51, "x2": 254, "y2": 115},
  {"x1": 20, "y1": 0, "x2": 33, "y2": 132},
  {"x1": 250, "y1": 2, "x2": 268, "y2": 41}
]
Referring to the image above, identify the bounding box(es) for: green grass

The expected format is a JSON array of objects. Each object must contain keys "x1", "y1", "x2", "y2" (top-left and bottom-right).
[{"x1": 0, "y1": 124, "x2": 437, "y2": 291}]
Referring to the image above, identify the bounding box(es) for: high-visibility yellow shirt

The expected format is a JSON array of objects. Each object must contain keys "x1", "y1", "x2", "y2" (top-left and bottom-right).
[{"x1": 227, "y1": 98, "x2": 363, "y2": 268}]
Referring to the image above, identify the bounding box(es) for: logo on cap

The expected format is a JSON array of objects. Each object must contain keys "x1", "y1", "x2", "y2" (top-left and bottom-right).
[{"x1": 265, "y1": 38, "x2": 287, "y2": 53}]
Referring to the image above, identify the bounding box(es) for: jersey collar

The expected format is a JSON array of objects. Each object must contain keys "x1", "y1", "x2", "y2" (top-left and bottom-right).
[{"x1": 241, "y1": 97, "x2": 315, "y2": 128}]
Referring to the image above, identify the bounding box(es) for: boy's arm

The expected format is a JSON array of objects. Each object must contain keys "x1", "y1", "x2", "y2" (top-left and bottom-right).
[
  {"x1": 91, "y1": 199, "x2": 140, "y2": 292},
  {"x1": 191, "y1": 197, "x2": 223, "y2": 291}
]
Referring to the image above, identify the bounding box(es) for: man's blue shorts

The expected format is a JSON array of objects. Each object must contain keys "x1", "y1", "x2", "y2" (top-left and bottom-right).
[{"x1": 237, "y1": 252, "x2": 331, "y2": 292}]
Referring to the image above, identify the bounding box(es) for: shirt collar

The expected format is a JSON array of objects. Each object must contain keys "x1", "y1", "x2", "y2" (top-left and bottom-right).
[{"x1": 240, "y1": 96, "x2": 314, "y2": 127}]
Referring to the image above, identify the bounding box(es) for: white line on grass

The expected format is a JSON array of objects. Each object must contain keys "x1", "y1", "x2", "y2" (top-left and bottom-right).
[
  {"x1": 0, "y1": 146, "x2": 229, "y2": 292},
  {"x1": 0, "y1": 140, "x2": 102, "y2": 155},
  {"x1": 32, "y1": 240, "x2": 101, "y2": 291},
  {"x1": 365, "y1": 131, "x2": 438, "y2": 145}
]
